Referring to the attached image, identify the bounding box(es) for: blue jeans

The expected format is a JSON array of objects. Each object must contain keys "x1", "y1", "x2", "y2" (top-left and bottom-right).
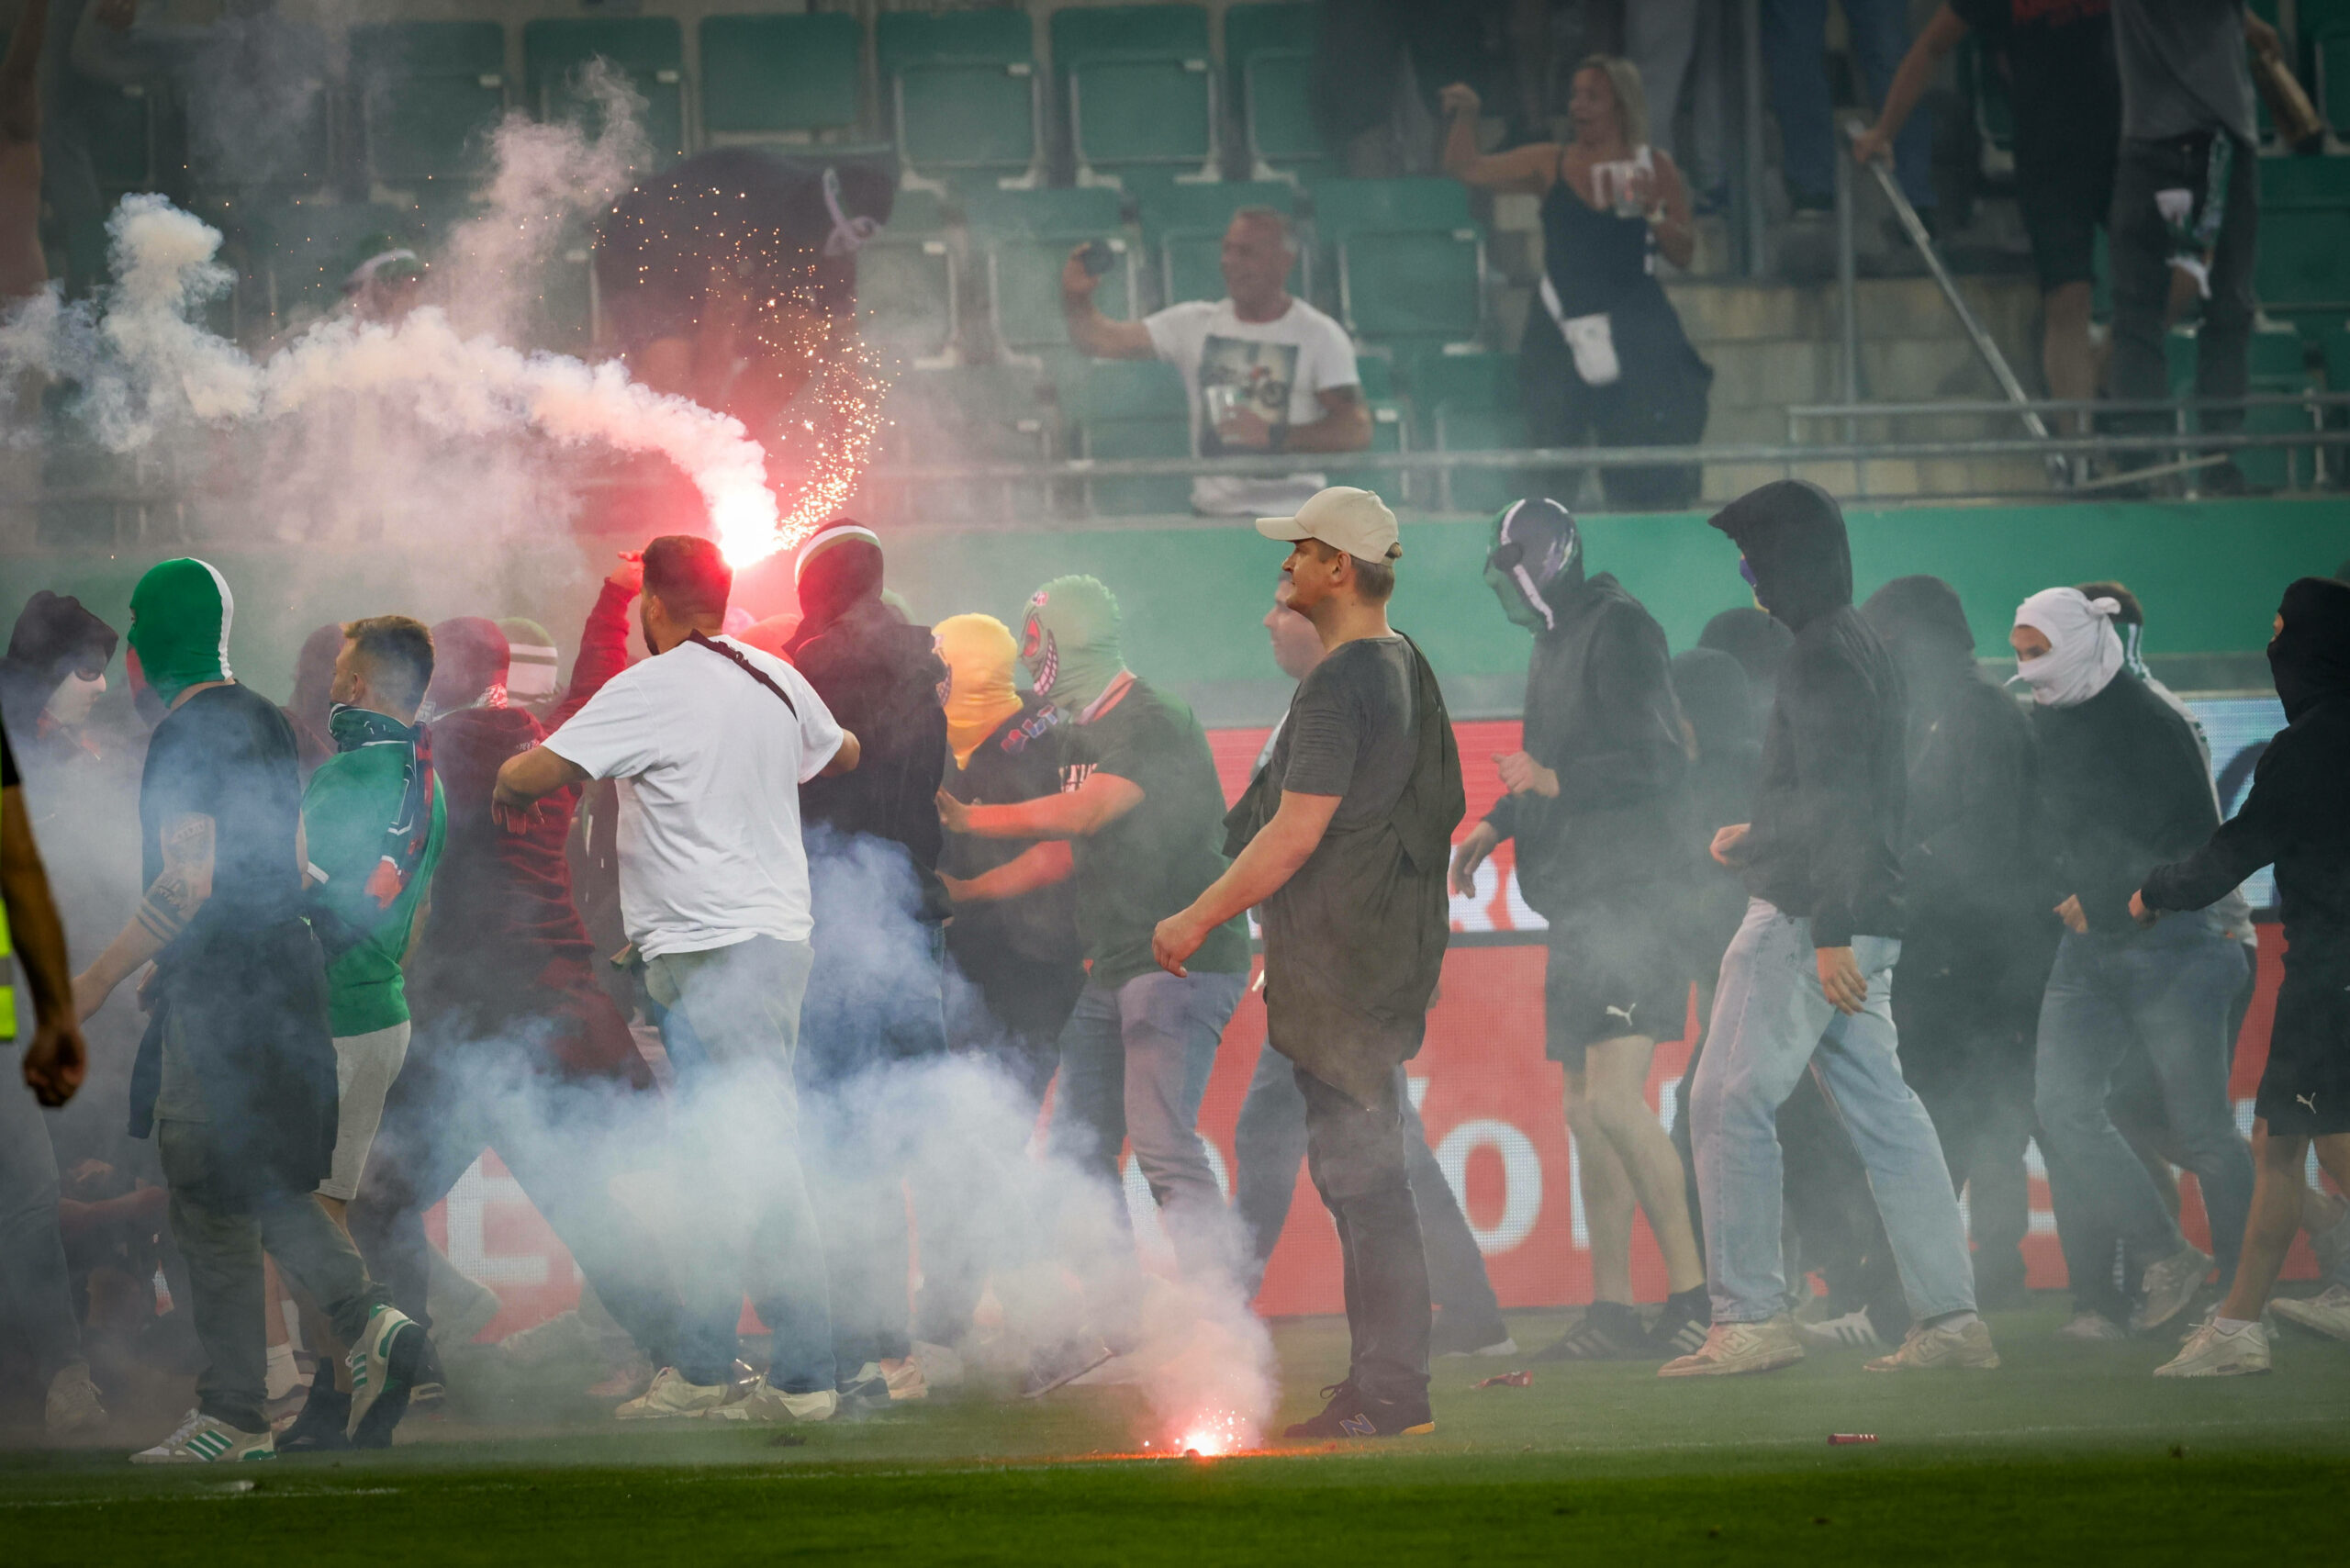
[
  {"x1": 1692, "y1": 900, "x2": 1974, "y2": 1326},
  {"x1": 1762, "y1": 0, "x2": 1934, "y2": 207},
  {"x1": 2033, "y1": 924, "x2": 2253, "y2": 1321},
  {"x1": 1049, "y1": 968, "x2": 1246, "y2": 1281}
]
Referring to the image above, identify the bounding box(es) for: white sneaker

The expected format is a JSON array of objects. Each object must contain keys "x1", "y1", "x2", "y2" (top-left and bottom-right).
[
  {"x1": 615, "y1": 1366, "x2": 744, "y2": 1420},
  {"x1": 2155, "y1": 1316, "x2": 2270, "y2": 1377},
  {"x1": 879, "y1": 1356, "x2": 929, "y2": 1402},
  {"x1": 911, "y1": 1339, "x2": 967, "y2": 1389},
  {"x1": 2056, "y1": 1310, "x2": 2128, "y2": 1342},
  {"x1": 2132, "y1": 1246, "x2": 2212, "y2": 1333},
  {"x1": 1658, "y1": 1316, "x2": 1805, "y2": 1378},
  {"x1": 344, "y1": 1304, "x2": 424, "y2": 1439},
  {"x1": 46, "y1": 1361, "x2": 106, "y2": 1436},
  {"x1": 1793, "y1": 1308, "x2": 1884, "y2": 1350},
  {"x1": 1864, "y1": 1317, "x2": 1999, "y2": 1372},
  {"x1": 709, "y1": 1376, "x2": 837, "y2": 1423},
  {"x1": 131, "y1": 1408, "x2": 274, "y2": 1463},
  {"x1": 2271, "y1": 1283, "x2": 2350, "y2": 1343}
]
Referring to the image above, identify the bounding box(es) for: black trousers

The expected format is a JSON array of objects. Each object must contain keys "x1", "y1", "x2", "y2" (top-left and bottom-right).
[
  {"x1": 1894, "y1": 959, "x2": 2040, "y2": 1301},
  {"x1": 2107, "y1": 129, "x2": 2258, "y2": 439},
  {"x1": 1298, "y1": 1065, "x2": 1431, "y2": 1406}
]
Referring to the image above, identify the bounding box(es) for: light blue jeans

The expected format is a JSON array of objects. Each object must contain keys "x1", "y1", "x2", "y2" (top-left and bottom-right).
[{"x1": 1692, "y1": 899, "x2": 1975, "y2": 1326}]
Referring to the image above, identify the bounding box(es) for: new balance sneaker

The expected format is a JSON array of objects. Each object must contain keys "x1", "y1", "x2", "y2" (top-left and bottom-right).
[
  {"x1": 344, "y1": 1305, "x2": 426, "y2": 1445},
  {"x1": 709, "y1": 1376, "x2": 838, "y2": 1423},
  {"x1": 1658, "y1": 1316, "x2": 1805, "y2": 1378},
  {"x1": 132, "y1": 1408, "x2": 274, "y2": 1464},
  {"x1": 1281, "y1": 1381, "x2": 1434, "y2": 1439},
  {"x1": 2155, "y1": 1316, "x2": 2270, "y2": 1378},
  {"x1": 45, "y1": 1362, "x2": 106, "y2": 1436},
  {"x1": 2270, "y1": 1283, "x2": 2350, "y2": 1343},
  {"x1": 1864, "y1": 1316, "x2": 1999, "y2": 1372},
  {"x1": 1794, "y1": 1308, "x2": 1885, "y2": 1352},
  {"x1": 2056, "y1": 1310, "x2": 2129, "y2": 1342},
  {"x1": 1646, "y1": 1289, "x2": 1711, "y2": 1360},
  {"x1": 2131, "y1": 1246, "x2": 2212, "y2": 1333},
  {"x1": 1531, "y1": 1302, "x2": 1652, "y2": 1361},
  {"x1": 615, "y1": 1366, "x2": 743, "y2": 1420},
  {"x1": 1429, "y1": 1311, "x2": 1517, "y2": 1359}
]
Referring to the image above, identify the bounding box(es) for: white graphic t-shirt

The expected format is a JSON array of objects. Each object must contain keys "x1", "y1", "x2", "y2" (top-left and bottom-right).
[{"x1": 1143, "y1": 297, "x2": 1360, "y2": 516}]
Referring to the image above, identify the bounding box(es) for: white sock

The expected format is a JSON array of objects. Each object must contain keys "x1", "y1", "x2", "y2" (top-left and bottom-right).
[
  {"x1": 2213, "y1": 1315, "x2": 2257, "y2": 1333},
  {"x1": 264, "y1": 1341, "x2": 300, "y2": 1400}
]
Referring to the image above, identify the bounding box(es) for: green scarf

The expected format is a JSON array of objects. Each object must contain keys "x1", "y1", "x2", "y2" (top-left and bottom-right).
[
  {"x1": 1022, "y1": 575, "x2": 1127, "y2": 713},
  {"x1": 125, "y1": 558, "x2": 235, "y2": 702},
  {"x1": 308, "y1": 704, "x2": 438, "y2": 954}
]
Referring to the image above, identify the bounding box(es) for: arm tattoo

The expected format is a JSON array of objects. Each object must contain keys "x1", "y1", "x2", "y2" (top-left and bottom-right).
[{"x1": 137, "y1": 814, "x2": 214, "y2": 942}]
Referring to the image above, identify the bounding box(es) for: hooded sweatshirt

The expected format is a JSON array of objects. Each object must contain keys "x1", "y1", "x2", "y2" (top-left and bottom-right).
[
  {"x1": 1480, "y1": 501, "x2": 1691, "y2": 916},
  {"x1": 1860, "y1": 576, "x2": 2045, "y2": 968},
  {"x1": 787, "y1": 523, "x2": 950, "y2": 921},
  {"x1": 2143, "y1": 577, "x2": 2350, "y2": 966},
  {"x1": 1707, "y1": 481, "x2": 1904, "y2": 946},
  {"x1": 1, "y1": 589, "x2": 118, "y2": 756},
  {"x1": 1698, "y1": 606, "x2": 1793, "y2": 734}
]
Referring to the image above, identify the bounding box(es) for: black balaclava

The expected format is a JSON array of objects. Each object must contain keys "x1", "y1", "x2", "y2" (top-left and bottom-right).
[
  {"x1": 1483, "y1": 497, "x2": 1585, "y2": 633},
  {"x1": 1671, "y1": 647, "x2": 1755, "y2": 756},
  {"x1": 787, "y1": 520, "x2": 887, "y2": 654},
  {"x1": 421, "y1": 617, "x2": 510, "y2": 718},
  {"x1": 1706, "y1": 479, "x2": 1854, "y2": 633},
  {"x1": 1861, "y1": 574, "x2": 1976, "y2": 716},
  {"x1": 2270, "y1": 575, "x2": 2350, "y2": 721}
]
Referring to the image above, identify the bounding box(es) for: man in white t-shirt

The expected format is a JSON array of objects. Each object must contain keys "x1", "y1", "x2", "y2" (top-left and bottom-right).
[
  {"x1": 1062, "y1": 207, "x2": 1370, "y2": 516},
  {"x1": 493, "y1": 534, "x2": 861, "y2": 1425}
]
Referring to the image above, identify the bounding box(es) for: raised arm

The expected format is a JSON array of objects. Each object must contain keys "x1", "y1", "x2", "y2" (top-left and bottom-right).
[
  {"x1": 1438, "y1": 82, "x2": 1559, "y2": 195},
  {"x1": 937, "y1": 769, "x2": 1142, "y2": 840},
  {"x1": 1060, "y1": 244, "x2": 1155, "y2": 360},
  {"x1": 545, "y1": 556, "x2": 642, "y2": 731},
  {"x1": 1852, "y1": 5, "x2": 1968, "y2": 168}
]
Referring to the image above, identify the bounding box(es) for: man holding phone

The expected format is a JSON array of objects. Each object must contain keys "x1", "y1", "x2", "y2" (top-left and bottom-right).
[{"x1": 1061, "y1": 207, "x2": 1370, "y2": 517}]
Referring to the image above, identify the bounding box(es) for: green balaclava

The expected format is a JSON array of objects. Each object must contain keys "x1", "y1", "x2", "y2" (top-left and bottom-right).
[
  {"x1": 125, "y1": 558, "x2": 235, "y2": 702},
  {"x1": 1021, "y1": 575, "x2": 1127, "y2": 713}
]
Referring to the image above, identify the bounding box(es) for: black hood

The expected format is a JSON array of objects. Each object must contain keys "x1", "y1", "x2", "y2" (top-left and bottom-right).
[
  {"x1": 1707, "y1": 479, "x2": 1853, "y2": 632},
  {"x1": 1698, "y1": 606, "x2": 1792, "y2": 688},
  {"x1": 1671, "y1": 647, "x2": 1755, "y2": 753},
  {"x1": 1861, "y1": 575, "x2": 1976, "y2": 700},
  {"x1": 2271, "y1": 575, "x2": 2350, "y2": 721},
  {"x1": 787, "y1": 535, "x2": 887, "y2": 654}
]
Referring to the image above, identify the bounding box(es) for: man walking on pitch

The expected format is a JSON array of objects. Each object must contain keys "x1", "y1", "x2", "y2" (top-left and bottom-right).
[{"x1": 1154, "y1": 487, "x2": 1464, "y2": 1439}]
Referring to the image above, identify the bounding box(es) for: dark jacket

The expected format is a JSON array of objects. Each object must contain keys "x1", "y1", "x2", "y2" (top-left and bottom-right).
[
  {"x1": 2143, "y1": 576, "x2": 2350, "y2": 966},
  {"x1": 1708, "y1": 481, "x2": 1905, "y2": 946},
  {"x1": 2032, "y1": 669, "x2": 2221, "y2": 935},
  {"x1": 940, "y1": 696, "x2": 1084, "y2": 977},
  {"x1": 1671, "y1": 647, "x2": 1762, "y2": 964},
  {"x1": 1485, "y1": 571, "x2": 1691, "y2": 917},
  {"x1": 791, "y1": 596, "x2": 951, "y2": 921}
]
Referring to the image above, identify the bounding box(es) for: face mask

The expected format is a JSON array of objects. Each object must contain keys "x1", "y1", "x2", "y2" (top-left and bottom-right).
[
  {"x1": 1021, "y1": 577, "x2": 1127, "y2": 713},
  {"x1": 2010, "y1": 589, "x2": 2125, "y2": 709},
  {"x1": 45, "y1": 671, "x2": 105, "y2": 728},
  {"x1": 1483, "y1": 498, "x2": 1581, "y2": 633},
  {"x1": 328, "y1": 701, "x2": 419, "y2": 752},
  {"x1": 125, "y1": 558, "x2": 235, "y2": 702}
]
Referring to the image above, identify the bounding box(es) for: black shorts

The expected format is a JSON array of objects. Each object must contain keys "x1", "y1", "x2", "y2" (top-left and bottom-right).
[
  {"x1": 2255, "y1": 968, "x2": 2350, "y2": 1137},
  {"x1": 2015, "y1": 134, "x2": 2117, "y2": 295},
  {"x1": 1542, "y1": 907, "x2": 1690, "y2": 1068}
]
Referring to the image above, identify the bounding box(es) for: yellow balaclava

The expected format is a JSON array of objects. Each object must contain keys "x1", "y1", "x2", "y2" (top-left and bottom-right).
[{"x1": 934, "y1": 613, "x2": 1025, "y2": 768}]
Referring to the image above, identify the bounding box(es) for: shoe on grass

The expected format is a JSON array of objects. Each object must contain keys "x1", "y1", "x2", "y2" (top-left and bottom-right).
[
  {"x1": 2270, "y1": 1283, "x2": 2350, "y2": 1343},
  {"x1": 1532, "y1": 1302, "x2": 1652, "y2": 1361},
  {"x1": 836, "y1": 1365, "x2": 894, "y2": 1415},
  {"x1": 879, "y1": 1356, "x2": 929, "y2": 1401},
  {"x1": 2156, "y1": 1317, "x2": 2269, "y2": 1378},
  {"x1": 1658, "y1": 1316, "x2": 1804, "y2": 1378},
  {"x1": 132, "y1": 1408, "x2": 274, "y2": 1464},
  {"x1": 1794, "y1": 1308, "x2": 1884, "y2": 1351},
  {"x1": 709, "y1": 1376, "x2": 837, "y2": 1423},
  {"x1": 345, "y1": 1304, "x2": 427, "y2": 1446},
  {"x1": 274, "y1": 1386, "x2": 352, "y2": 1452},
  {"x1": 1281, "y1": 1380, "x2": 1433, "y2": 1439},
  {"x1": 45, "y1": 1362, "x2": 106, "y2": 1436},
  {"x1": 1429, "y1": 1310, "x2": 1516, "y2": 1359},
  {"x1": 615, "y1": 1366, "x2": 742, "y2": 1420},
  {"x1": 2055, "y1": 1310, "x2": 2128, "y2": 1342},
  {"x1": 911, "y1": 1338, "x2": 968, "y2": 1389},
  {"x1": 2131, "y1": 1246, "x2": 2211, "y2": 1333},
  {"x1": 1864, "y1": 1317, "x2": 1998, "y2": 1372},
  {"x1": 1646, "y1": 1289, "x2": 1711, "y2": 1359}
]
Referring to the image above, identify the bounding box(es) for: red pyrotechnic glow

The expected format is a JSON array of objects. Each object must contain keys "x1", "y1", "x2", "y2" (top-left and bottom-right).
[{"x1": 1139, "y1": 1409, "x2": 1256, "y2": 1460}]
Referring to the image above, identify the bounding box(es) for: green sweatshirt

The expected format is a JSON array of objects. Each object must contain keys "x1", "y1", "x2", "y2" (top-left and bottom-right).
[{"x1": 301, "y1": 745, "x2": 446, "y2": 1036}]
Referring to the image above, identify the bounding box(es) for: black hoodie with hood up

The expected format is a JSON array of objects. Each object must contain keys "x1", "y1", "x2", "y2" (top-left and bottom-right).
[
  {"x1": 1483, "y1": 546, "x2": 1691, "y2": 917},
  {"x1": 1707, "y1": 481, "x2": 1904, "y2": 946},
  {"x1": 2143, "y1": 576, "x2": 2350, "y2": 968}
]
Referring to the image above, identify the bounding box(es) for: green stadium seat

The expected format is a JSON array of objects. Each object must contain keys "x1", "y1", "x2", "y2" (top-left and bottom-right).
[
  {"x1": 1240, "y1": 50, "x2": 1336, "y2": 179},
  {"x1": 255, "y1": 202, "x2": 422, "y2": 328},
  {"x1": 1310, "y1": 178, "x2": 1475, "y2": 241},
  {"x1": 699, "y1": 14, "x2": 861, "y2": 139},
  {"x1": 350, "y1": 22, "x2": 508, "y2": 188},
  {"x1": 878, "y1": 9, "x2": 1040, "y2": 185},
  {"x1": 523, "y1": 18, "x2": 685, "y2": 167},
  {"x1": 2259, "y1": 156, "x2": 2350, "y2": 208},
  {"x1": 1051, "y1": 6, "x2": 1216, "y2": 178},
  {"x1": 1338, "y1": 230, "x2": 1484, "y2": 342},
  {"x1": 1394, "y1": 347, "x2": 1516, "y2": 447},
  {"x1": 857, "y1": 234, "x2": 959, "y2": 369},
  {"x1": 872, "y1": 363, "x2": 1056, "y2": 523},
  {"x1": 1355, "y1": 353, "x2": 1394, "y2": 400},
  {"x1": 1074, "y1": 362, "x2": 1194, "y2": 515},
  {"x1": 1324, "y1": 398, "x2": 1410, "y2": 502},
  {"x1": 2255, "y1": 206, "x2": 2350, "y2": 304},
  {"x1": 888, "y1": 186, "x2": 952, "y2": 234},
  {"x1": 2315, "y1": 26, "x2": 2350, "y2": 137},
  {"x1": 1072, "y1": 357, "x2": 1190, "y2": 421},
  {"x1": 1225, "y1": 3, "x2": 1314, "y2": 106},
  {"x1": 968, "y1": 187, "x2": 1133, "y2": 353},
  {"x1": 2166, "y1": 320, "x2": 2319, "y2": 487},
  {"x1": 1433, "y1": 401, "x2": 1529, "y2": 513}
]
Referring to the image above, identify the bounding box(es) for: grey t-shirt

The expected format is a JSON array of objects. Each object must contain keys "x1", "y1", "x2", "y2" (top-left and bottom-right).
[
  {"x1": 1272, "y1": 637, "x2": 1417, "y2": 829},
  {"x1": 2111, "y1": 0, "x2": 2255, "y2": 141}
]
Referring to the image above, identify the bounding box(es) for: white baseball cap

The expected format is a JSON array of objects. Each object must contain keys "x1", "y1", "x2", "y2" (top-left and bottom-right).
[{"x1": 1256, "y1": 487, "x2": 1404, "y2": 563}]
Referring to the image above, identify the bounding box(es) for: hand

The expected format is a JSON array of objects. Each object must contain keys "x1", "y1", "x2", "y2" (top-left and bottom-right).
[
  {"x1": 1817, "y1": 946, "x2": 1867, "y2": 1015},
  {"x1": 21, "y1": 1015, "x2": 88, "y2": 1108},
  {"x1": 2054, "y1": 893, "x2": 2088, "y2": 935},
  {"x1": 2246, "y1": 11, "x2": 2282, "y2": 59},
  {"x1": 1449, "y1": 821, "x2": 1501, "y2": 897},
  {"x1": 1438, "y1": 82, "x2": 1481, "y2": 120},
  {"x1": 1710, "y1": 823, "x2": 1752, "y2": 868},
  {"x1": 1851, "y1": 125, "x2": 1890, "y2": 166},
  {"x1": 1494, "y1": 751, "x2": 1560, "y2": 799},
  {"x1": 939, "y1": 871, "x2": 974, "y2": 903},
  {"x1": 1152, "y1": 909, "x2": 1208, "y2": 978},
  {"x1": 489, "y1": 781, "x2": 543, "y2": 835},
  {"x1": 935, "y1": 788, "x2": 973, "y2": 834},
  {"x1": 607, "y1": 550, "x2": 643, "y2": 597},
  {"x1": 1060, "y1": 242, "x2": 1102, "y2": 301},
  {"x1": 1625, "y1": 163, "x2": 1658, "y2": 208},
  {"x1": 2128, "y1": 890, "x2": 2161, "y2": 929},
  {"x1": 1214, "y1": 408, "x2": 1274, "y2": 450}
]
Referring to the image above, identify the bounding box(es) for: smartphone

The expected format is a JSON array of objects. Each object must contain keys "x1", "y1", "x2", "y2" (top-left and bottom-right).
[{"x1": 1080, "y1": 239, "x2": 1117, "y2": 278}]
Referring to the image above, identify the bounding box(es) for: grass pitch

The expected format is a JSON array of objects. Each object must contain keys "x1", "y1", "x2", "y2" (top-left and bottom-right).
[{"x1": 6, "y1": 1302, "x2": 2348, "y2": 1564}]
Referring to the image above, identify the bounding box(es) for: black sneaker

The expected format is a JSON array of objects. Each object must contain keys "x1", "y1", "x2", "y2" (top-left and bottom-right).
[
  {"x1": 1647, "y1": 1288, "x2": 1711, "y2": 1358},
  {"x1": 834, "y1": 1366, "x2": 893, "y2": 1417},
  {"x1": 1531, "y1": 1302, "x2": 1651, "y2": 1361},
  {"x1": 1429, "y1": 1310, "x2": 1517, "y2": 1359},
  {"x1": 275, "y1": 1386, "x2": 352, "y2": 1453},
  {"x1": 408, "y1": 1336, "x2": 449, "y2": 1411},
  {"x1": 1282, "y1": 1381, "x2": 1434, "y2": 1439}
]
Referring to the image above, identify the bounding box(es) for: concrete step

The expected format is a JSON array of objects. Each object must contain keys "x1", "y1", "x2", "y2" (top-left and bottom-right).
[{"x1": 1666, "y1": 275, "x2": 2040, "y2": 350}]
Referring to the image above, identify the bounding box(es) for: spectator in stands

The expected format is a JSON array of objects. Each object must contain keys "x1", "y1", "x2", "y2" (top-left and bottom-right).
[
  {"x1": 1439, "y1": 64, "x2": 1714, "y2": 510},
  {"x1": 1854, "y1": 0, "x2": 2121, "y2": 435},
  {"x1": 1059, "y1": 207, "x2": 1370, "y2": 518},
  {"x1": 1450, "y1": 498, "x2": 1710, "y2": 1361},
  {"x1": 2102, "y1": 1, "x2": 2278, "y2": 492},
  {"x1": 1763, "y1": 0, "x2": 1936, "y2": 222},
  {"x1": 2012, "y1": 586, "x2": 2253, "y2": 1340}
]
